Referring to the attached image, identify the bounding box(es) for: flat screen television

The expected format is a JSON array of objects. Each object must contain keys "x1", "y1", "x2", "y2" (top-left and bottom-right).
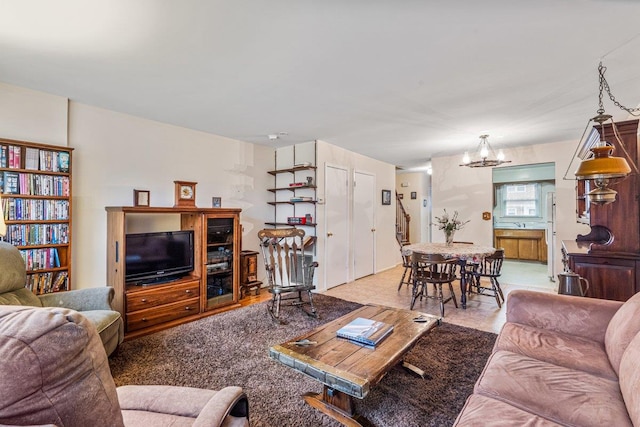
[{"x1": 125, "y1": 230, "x2": 194, "y2": 285}]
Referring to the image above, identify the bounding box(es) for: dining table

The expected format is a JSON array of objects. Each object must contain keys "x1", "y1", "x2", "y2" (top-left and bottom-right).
[{"x1": 402, "y1": 242, "x2": 496, "y2": 309}]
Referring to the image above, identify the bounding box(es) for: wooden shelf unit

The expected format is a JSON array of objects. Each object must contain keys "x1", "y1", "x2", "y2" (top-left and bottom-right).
[
  {"x1": 565, "y1": 119, "x2": 640, "y2": 302},
  {"x1": 106, "y1": 206, "x2": 242, "y2": 338},
  {"x1": 268, "y1": 145, "x2": 318, "y2": 233},
  {"x1": 0, "y1": 138, "x2": 73, "y2": 295}
]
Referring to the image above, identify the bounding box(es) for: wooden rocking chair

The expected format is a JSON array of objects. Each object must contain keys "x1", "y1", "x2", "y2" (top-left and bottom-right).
[{"x1": 258, "y1": 228, "x2": 318, "y2": 323}]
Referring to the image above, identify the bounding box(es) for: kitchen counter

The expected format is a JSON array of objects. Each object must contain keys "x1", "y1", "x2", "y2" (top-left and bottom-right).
[{"x1": 494, "y1": 229, "x2": 548, "y2": 262}]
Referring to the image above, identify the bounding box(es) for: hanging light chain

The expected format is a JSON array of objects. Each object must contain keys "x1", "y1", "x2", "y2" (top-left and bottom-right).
[{"x1": 598, "y1": 62, "x2": 640, "y2": 116}]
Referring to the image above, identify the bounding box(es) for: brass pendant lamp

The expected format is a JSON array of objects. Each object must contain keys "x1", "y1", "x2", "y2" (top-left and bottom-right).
[{"x1": 573, "y1": 62, "x2": 639, "y2": 205}]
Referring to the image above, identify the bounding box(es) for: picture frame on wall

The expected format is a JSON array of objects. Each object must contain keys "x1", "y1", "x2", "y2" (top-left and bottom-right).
[
  {"x1": 411, "y1": 191, "x2": 417, "y2": 199},
  {"x1": 381, "y1": 189, "x2": 391, "y2": 205},
  {"x1": 133, "y1": 189, "x2": 150, "y2": 207},
  {"x1": 212, "y1": 197, "x2": 222, "y2": 208}
]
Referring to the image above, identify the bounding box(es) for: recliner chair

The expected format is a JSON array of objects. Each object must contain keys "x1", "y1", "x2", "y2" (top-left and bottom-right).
[
  {"x1": 0, "y1": 240, "x2": 123, "y2": 356},
  {"x1": 0, "y1": 305, "x2": 249, "y2": 427}
]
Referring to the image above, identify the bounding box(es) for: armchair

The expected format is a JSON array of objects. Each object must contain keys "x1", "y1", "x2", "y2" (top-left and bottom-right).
[
  {"x1": 0, "y1": 241, "x2": 123, "y2": 356},
  {"x1": 0, "y1": 305, "x2": 249, "y2": 427}
]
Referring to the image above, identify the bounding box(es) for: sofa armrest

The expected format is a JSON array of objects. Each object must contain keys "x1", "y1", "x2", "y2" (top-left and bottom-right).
[
  {"x1": 192, "y1": 386, "x2": 249, "y2": 427},
  {"x1": 38, "y1": 287, "x2": 115, "y2": 311},
  {"x1": 506, "y1": 290, "x2": 623, "y2": 342},
  {"x1": 117, "y1": 385, "x2": 248, "y2": 426}
]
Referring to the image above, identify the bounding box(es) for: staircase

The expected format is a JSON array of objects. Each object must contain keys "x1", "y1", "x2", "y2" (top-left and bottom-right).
[{"x1": 396, "y1": 191, "x2": 410, "y2": 246}]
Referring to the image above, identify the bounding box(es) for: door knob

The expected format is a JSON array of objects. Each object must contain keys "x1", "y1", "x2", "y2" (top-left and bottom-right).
[{"x1": 327, "y1": 232, "x2": 333, "y2": 237}]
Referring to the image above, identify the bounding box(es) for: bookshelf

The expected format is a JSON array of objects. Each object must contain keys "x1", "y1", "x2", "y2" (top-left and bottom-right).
[
  {"x1": 266, "y1": 143, "x2": 317, "y2": 233},
  {"x1": 0, "y1": 138, "x2": 73, "y2": 294}
]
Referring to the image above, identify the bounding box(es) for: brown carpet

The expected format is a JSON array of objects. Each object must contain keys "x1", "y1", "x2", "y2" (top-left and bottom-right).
[{"x1": 109, "y1": 294, "x2": 496, "y2": 427}]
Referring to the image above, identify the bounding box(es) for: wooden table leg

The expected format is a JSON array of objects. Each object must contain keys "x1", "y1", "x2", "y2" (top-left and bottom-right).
[
  {"x1": 459, "y1": 259, "x2": 468, "y2": 309},
  {"x1": 303, "y1": 386, "x2": 373, "y2": 427}
]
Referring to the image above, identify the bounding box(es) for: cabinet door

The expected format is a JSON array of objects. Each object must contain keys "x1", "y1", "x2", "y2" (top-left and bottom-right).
[
  {"x1": 518, "y1": 239, "x2": 539, "y2": 261},
  {"x1": 204, "y1": 215, "x2": 239, "y2": 310},
  {"x1": 571, "y1": 256, "x2": 637, "y2": 301},
  {"x1": 497, "y1": 238, "x2": 519, "y2": 259}
]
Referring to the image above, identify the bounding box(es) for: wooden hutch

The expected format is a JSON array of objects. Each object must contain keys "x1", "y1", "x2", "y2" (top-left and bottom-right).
[{"x1": 562, "y1": 119, "x2": 640, "y2": 301}]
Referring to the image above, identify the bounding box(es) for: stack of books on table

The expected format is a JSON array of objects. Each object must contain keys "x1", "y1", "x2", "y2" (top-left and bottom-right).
[{"x1": 336, "y1": 317, "x2": 394, "y2": 348}]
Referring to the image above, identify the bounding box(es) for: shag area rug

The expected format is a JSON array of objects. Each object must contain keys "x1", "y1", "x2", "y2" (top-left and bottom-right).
[{"x1": 109, "y1": 294, "x2": 496, "y2": 427}]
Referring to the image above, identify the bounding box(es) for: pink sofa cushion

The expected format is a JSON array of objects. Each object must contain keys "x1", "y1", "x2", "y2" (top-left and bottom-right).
[
  {"x1": 494, "y1": 322, "x2": 616, "y2": 380},
  {"x1": 0, "y1": 305, "x2": 124, "y2": 426},
  {"x1": 474, "y1": 350, "x2": 632, "y2": 427},
  {"x1": 453, "y1": 394, "x2": 563, "y2": 426},
  {"x1": 619, "y1": 331, "x2": 640, "y2": 426},
  {"x1": 605, "y1": 291, "x2": 640, "y2": 377}
]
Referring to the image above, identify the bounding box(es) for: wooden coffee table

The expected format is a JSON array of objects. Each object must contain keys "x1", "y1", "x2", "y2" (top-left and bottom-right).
[{"x1": 269, "y1": 304, "x2": 440, "y2": 426}]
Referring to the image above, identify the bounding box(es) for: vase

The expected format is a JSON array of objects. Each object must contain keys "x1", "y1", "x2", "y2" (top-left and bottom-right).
[{"x1": 445, "y1": 230, "x2": 455, "y2": 246}]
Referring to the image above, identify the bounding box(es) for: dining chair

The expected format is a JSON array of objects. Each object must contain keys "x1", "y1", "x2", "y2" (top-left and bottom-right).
[
  {"x1": 397, "y1": 244, "x2": 413, "y2": 291},
  {"x1": 410, "y1": 252, "x2": 459, "y2": 317},
  {"x1": 468, "y1": 248, "x2": 505, "y2": 307},
  {"x1": 258, "y1": 228, "x2": 318, "y2": 323}
]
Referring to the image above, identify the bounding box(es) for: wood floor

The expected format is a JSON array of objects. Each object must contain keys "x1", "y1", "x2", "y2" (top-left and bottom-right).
[{"x1": 243, "y1": 260, "x2": 556, "y2": 334}]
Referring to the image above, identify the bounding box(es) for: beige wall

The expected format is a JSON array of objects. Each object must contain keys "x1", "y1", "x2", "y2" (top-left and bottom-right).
[
  {"x1": 68, "y1": 102, "x2": 273, "y2": 288},
  {"x1": 0, "y1": 82, "x2": 68, "y2": 146}
]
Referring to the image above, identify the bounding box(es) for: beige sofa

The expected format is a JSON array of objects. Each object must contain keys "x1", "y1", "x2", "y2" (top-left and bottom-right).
[
  {"x1": 0, "y1": 305, "x2": 249, "y2": 426},
  {"x1": 454, "y1": 289, "x2": 640, "y2": 426}
]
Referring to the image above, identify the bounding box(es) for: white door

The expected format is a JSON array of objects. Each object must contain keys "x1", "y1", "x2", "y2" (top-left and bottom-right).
[
  {"x1": 353, "y1": 171, "x2": 375, "y2": 279},
  {"x1": 325, "y1": 165, "x2": 349, "y2": 289}
]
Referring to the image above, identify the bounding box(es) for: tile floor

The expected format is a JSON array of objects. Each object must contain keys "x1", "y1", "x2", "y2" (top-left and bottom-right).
[{"x1": 322, "y1": 260, "x2": 557, "y2": 333}]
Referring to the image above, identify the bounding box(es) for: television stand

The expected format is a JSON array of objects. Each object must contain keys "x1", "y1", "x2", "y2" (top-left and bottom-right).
[{"x1": 107, "y1": 206, "x2": 242, "y2": 339}]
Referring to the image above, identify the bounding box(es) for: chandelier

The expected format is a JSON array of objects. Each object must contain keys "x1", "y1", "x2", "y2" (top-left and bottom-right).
[
  {"x1": 460, "y1": 134, "x2": 511, "y2": 168},
  {"x1": 572, "y1": 62, "x2": 639, "y2": 205}
]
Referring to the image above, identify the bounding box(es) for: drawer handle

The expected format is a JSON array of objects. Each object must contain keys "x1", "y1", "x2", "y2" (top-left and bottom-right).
[
  {"x1": 141, "y1": 298, "x2": 147, "y2": 303},
  {"x1": 142, "y1": 317, "x2": 147, "y2": 322},
  {"x1": 185, "y1": 289, "x2": 191, "y2": 294},
  {"x1": 185, "y1": 306, "x2": 193, "y2": 311}
]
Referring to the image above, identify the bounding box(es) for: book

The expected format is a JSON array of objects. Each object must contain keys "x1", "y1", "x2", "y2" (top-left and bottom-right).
[
  {"x1": 336, "y1": 317, "x2": 394, "y2": 348},
  {"x1": 24, "y1": 147, "x2": 40, "y2": 170},
  {"x1": 3, "y1": 171, "x2": 19, "y2": 194},
  {"x1": 58, "y1": 152, "x2": 70, "y2": 173}
]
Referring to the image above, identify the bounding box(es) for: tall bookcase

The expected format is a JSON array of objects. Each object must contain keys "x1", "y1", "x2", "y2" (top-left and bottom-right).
[{"x1": 0, "y1": 138, "x2": 73, "y2": 294}]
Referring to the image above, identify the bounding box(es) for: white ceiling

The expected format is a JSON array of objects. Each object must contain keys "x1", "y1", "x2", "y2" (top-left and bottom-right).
[{"x1": 1, "y1": 0, "x2": 640, "y2": 170}]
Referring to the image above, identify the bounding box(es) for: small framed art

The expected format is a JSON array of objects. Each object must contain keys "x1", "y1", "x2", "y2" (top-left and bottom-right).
[
  {"x1": 381, "y1": 189, "x2": 391, "y2": 205},
  {"x1": 212, "y1": 197, "x2": 222, "y2": 208},
  {"x1": 133, "y1": 189, "x2": 150, "y2": 207},
  {"x1": 411, "y1": 191, "x2": 417, "y2": 199}
]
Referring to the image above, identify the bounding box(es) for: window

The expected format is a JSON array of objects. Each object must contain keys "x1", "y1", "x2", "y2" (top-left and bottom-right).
[{"x1": 501, "y1": 183, "x2": 540, "y2": 217}]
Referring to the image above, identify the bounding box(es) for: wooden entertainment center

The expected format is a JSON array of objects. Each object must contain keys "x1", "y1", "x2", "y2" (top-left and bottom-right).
[{"x1": 106, "y1": 206, "x2": 241, "y2": 338}]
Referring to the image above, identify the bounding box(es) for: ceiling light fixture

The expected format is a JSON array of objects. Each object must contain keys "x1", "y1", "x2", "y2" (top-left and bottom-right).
[
  {"x1": 460, "y1": 134, "x2": 511, "y2": 168},
  {"x1": 572, "y1": 62, "x2": 639, "y2": 205}
]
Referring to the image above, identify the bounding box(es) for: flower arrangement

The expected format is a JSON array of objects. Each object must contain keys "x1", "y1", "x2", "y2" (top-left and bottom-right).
[{"x1": 434, "y1": 209, "x2": 470, "y2": 233}]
